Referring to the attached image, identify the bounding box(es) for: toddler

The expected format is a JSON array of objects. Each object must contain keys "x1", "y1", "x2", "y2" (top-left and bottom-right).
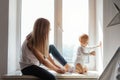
[{"x1": 75, "y1": 34, "x2": 101, "y2": 74}]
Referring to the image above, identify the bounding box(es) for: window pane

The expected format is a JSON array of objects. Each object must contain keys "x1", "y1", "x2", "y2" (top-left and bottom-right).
[
  {"x1": 62, "y1": 0, "x2": 89, "y2": 63},
  {"x1": 21, "y1": 0, "x2": 54, "y2": 45}
]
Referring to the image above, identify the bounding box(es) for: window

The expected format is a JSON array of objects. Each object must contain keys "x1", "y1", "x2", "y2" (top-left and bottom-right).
[
  {"x1": 21, "y1": 0, "x2": 97, "y2": 71},
  {"x1": 21, "y1": 0, "x2": 54, "y2": 45},
  {"x1": 62, "y1": 0, "x2": 89, "y2": 63}
]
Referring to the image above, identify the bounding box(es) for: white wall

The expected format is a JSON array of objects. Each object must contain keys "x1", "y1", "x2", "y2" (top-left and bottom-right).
[
  {"x1": 0, "y1": 0, "x2": 20, "y2": 79},
  {"x1": 0, "y1": 0, "x2": 9, "y2": 79},
  {"x1": 95, "y1": 0, "x2": 120, "y2": 75},
  {"x1": 103, "y1": 0, "x2": 120, "y2": 68}
]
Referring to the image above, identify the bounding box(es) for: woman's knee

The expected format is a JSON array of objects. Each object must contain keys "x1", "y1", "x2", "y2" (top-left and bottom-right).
[
  {"x1": 49, "y1": 44, "x2": 55, "y2": 49},
  {"x1": 49, "y1": 45, "x2": 56, "y2": 53}
]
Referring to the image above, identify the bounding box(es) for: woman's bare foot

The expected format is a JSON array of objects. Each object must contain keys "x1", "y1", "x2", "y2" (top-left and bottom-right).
[{"x1": 64, "y1": 63, "x2": 71, "y2": 72}]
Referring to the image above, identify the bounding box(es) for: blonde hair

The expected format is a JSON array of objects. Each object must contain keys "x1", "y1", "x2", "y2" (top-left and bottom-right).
[
  {"x1": 79, "y1": 34, "x2": 89, "y2": 44},
  {"x1": 29, "y1": 18, "x2": 50, "y2": 57}
]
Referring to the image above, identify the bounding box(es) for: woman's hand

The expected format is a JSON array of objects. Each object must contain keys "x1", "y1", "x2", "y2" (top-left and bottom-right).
[
  {"x1": 55, "y1": 67, "x2": 66, "y2": 74},
  {"x1": 64, "y1": 63, "x2": 71, "y2": 72},
  {"x1": 47, "y1": 53, "x2": 66, "y2": 73}
]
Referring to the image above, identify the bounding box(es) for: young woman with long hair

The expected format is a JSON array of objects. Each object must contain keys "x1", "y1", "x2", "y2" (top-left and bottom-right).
[{"x1": 20, "y1": 18, "x2": 70, "y2": 80}]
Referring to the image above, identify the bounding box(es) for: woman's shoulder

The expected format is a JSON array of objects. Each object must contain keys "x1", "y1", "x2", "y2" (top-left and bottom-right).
[{"x1": 21, "y1": 39, "x2": 28, "y2": 49}]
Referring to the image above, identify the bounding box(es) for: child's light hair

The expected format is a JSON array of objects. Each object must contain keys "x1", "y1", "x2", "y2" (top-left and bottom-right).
[{"x1": 79, "y1": 34, "x2": 89, "y2": 44}]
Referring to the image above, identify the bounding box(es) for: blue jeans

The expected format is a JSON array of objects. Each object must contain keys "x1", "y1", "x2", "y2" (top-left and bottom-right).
[
  {"x1": 49, "y1": 44, "x2": 67, "y2": 66},
  {"x1": 21, "y1": 44, "x2": 67, "y2": 80},
  {"x1": 21, "y1": 65, "x2": 56, "y2": 80}
]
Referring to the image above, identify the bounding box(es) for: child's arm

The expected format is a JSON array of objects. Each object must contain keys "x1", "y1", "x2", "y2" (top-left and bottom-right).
[
  {"x1": 87, "y1": 42, "x2": 101, "y2": 49},
  {"x1": 80, "y1": 47, "x2": 96, "y2": 56},
  {"x1": 86, "y1": 42, "x2": 101, "y2": 56},
  {"x1": 78, "y1": 47, "x2": 90, "y2": 56}
]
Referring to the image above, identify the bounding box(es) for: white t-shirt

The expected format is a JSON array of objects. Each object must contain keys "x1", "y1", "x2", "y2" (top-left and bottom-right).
[{"x1": 19, "y1": 40, "x2": 40, "y2": 70}]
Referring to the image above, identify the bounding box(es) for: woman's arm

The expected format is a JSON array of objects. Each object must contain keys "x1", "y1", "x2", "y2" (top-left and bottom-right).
[
  {"x1": 47, "y1": 53, "x2": 64, "y2": 69},
  {"x1": 28, "y1": 44, "x2": 65, "y2": 73}
]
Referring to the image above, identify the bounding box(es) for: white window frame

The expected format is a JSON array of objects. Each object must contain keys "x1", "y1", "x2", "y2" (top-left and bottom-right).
[
  {"x1": 55, "y1": 0, "x2": 97, "y2": 70},
  {"x1": 8, "y1": 0, "x2": 101, "y2": 72},
  {"x1": 8, "y1": 0, "x2": 22, "y2": 73}
]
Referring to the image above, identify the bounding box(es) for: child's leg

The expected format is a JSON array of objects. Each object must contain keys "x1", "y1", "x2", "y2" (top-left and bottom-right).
[{"x1": 75, "y1": 63, "x2": 84, "y2": 74}]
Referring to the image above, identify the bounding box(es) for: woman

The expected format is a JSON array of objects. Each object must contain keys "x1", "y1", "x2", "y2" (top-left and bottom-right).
[{"x1": 19, "y1": 18, "x2": 70, "y2": 80}]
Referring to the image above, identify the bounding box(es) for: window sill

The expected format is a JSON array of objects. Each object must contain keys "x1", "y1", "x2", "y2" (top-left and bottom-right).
[{"x1": 1, "y1": 70, "x2": 99, "y2": 80}]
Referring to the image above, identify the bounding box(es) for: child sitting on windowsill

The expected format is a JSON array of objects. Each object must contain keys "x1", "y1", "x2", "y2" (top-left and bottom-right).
[{"x1": 74, "y1": 34, "x2": 101, "y2": 74}]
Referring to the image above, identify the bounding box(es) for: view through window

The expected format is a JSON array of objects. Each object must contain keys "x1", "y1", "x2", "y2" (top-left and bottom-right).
[
  {"x1": 62, "y1": 0, "x2": 89, "y2": 63},
  {"x1": 21, "y1": 0, "x2": 90, "y2": 68},
  {"x1": 21, "y1": 0, "x2": 54, "y2": 45}
]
